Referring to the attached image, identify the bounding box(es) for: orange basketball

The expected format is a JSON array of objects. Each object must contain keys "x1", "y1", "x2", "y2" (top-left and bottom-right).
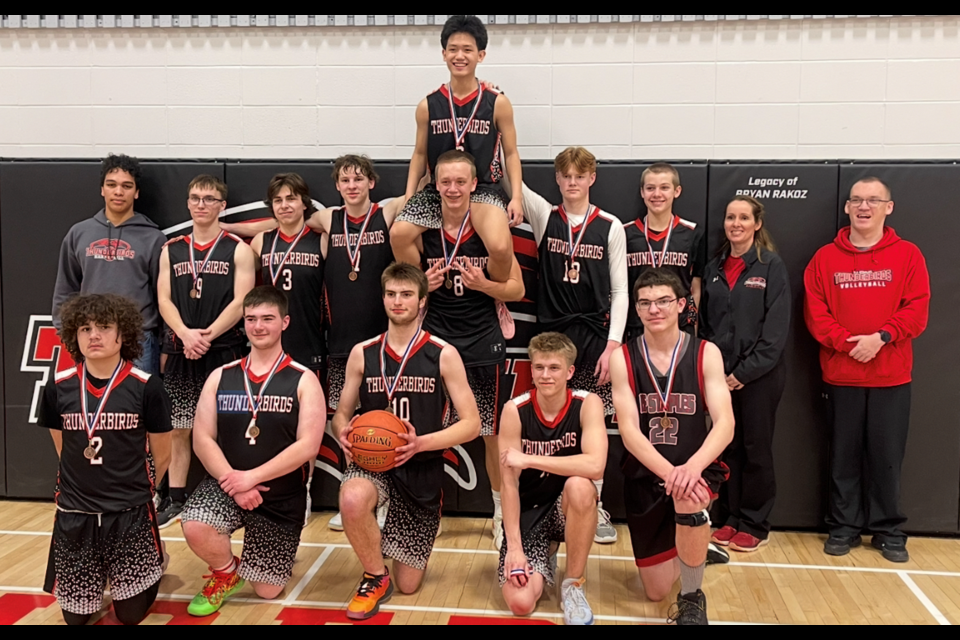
[{"x1": 349, "y1": 410, "x2": 409, "y2": 473}]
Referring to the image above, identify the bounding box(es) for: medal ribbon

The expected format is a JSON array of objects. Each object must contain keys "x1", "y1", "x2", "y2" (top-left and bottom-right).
[
  {"x1": 188, "y1": 231, "x2": 226, "y2": 289},
  {"x1": 268, "y1": 224, "x2": 310, "y2": 286},
  {"x1": 79, "y1": 360, "x2": 125, "y2": 443},
  {"x1": 446, "y1": 81, "x2": 484, "y2": 150},
  {"x1": 344, "y1": 204, "x2": 375, "y2": 274},
  {"x1": 640, "y1": 333, "x2": 684, "y2": 416},
  {"x1": 242, "y1": 351, "x2": 287, "y2": 423},
  {"x1": 441, "y1": 209, "x2": 472, "y2": 271},
  {"x1": 643, "y1": 215, "x2": 675, "y2": 269},
  {"x1": 379, "y1": 325, "x2": 423, "y2": 409},
  {"x1": 563, "y1": 205, "x2": 595, "y2": 266}
]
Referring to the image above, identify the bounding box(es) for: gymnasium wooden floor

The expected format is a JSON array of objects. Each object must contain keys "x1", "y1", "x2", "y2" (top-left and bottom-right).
[{"x1": 3, "y1": 501, "x2": 960, "y2": 625}]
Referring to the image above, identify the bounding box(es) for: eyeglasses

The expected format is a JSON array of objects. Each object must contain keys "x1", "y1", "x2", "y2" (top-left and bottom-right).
[
  {"x1": 848, "y1": 198, "x2": 891, "y2": 208},
  {"x1": 188, "y1": 196, "x2": 224, "y2": 206},
  {"x1": 637, "y1": 298, "x2": 678, "y2": 312}
]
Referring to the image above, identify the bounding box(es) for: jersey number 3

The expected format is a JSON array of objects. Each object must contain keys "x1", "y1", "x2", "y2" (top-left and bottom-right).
[{"x1": 649, "y1": 417, "x2": 679, "y2": 446}]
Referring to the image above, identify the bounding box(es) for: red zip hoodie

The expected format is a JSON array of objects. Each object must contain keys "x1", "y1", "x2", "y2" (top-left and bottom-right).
[{"x1": 804, "y1": 226, "x2": 930, "y2": 387}]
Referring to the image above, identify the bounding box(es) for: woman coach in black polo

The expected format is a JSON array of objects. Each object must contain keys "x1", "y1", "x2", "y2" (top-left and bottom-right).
[{"x1": 701, "y1": 196, "x2": 791, "y2": 553}]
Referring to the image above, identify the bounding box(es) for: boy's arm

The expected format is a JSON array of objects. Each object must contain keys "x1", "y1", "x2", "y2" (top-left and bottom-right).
[
  {"x1": 192, "y1": 369, "x2": 233, "y2": 480},
  {"x1": 204, "y1": 242, "x2": 256, "y2": 341},
  {"x1": 499, "y1": 401, "x2": 525, "y2": 556},
  {"x1": 404, "y1": 99, "x2": 431, "y2": 200},
  {"x1": 494, "y1": 93, "x2": 524, "y2": 227}
]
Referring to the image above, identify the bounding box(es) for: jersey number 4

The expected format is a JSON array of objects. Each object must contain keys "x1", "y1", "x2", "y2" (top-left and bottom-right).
[{"x1": 648, "y1": 417, "x2": 679, "y2": 446}]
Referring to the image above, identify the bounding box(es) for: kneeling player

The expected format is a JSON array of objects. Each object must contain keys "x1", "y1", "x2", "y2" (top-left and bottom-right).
[
  {"x1": 334, "y1": 263, "x2": 480, "y2": 620},
  {"x1": 610, "y1": 270, "x2": 734, "y2": 626},
  {"x1": 499, "y1": 333, "x2": 608, "y2": 625},
  {"x1": 40, "y1": 294, "x2": 172, "y2": 625},
  {"x1": 181, "y1": 287, "x2": 325, "y2": 616}
]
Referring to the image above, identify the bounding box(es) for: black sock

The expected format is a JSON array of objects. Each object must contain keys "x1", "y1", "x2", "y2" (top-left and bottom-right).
[{"x1": 170, "y1": 488, "x2": 187, "y2": 504}]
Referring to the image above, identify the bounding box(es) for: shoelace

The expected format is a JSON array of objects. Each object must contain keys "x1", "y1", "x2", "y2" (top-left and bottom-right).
[
  {"x1": 598, "y1": 506, "x2": 613, "y2": 526},
  {"x1": 563, "y1": 582, "x2": 590, "y2": 620},
  {"x1": 667, "y1": 596, "x2": 705, "y2": 625},
  {"x1": 201, "y1": 569, "x2": 237, "y2": 599},
  {"x1": 356, "y1": 574, "x2": 386, "y2": 599}
]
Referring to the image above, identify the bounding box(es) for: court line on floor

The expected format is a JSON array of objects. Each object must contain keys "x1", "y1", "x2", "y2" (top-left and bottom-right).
[
  {"x1": 6, "y1": 529, "x2": 960, "y2": 579},
  {"x1": 282, "y1": 547, "x2": 335, "y2": 606},
  {"x1": 899, "y1": 572, "x2": 951, "y2": 626}
]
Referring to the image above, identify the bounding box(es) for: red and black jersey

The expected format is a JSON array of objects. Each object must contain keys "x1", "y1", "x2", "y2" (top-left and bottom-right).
[
  {"x1": 621, "y1": 333, "x2": 710, "y2": 481},
  {"x1": 514, "y1": 388, "x2": 588, "y2": 531},
  {"x1": 216, "y1": 355, "x2": 308, "y2": 527},
  {"x1": 422, "y1": 225, "x2": 505, "y2": 367},
  {"x1": 426, "y1": 84, "x2": 503, "y2": 187},
  {"x1": 325, "y1": 206, "x2": 392, "y2": 358},
  {"x1": 624, "y1": 216, "x2": 706, "y2": 339},
  {"x1": 38, "y1": 362, "x2": 172, "y2": 514},
  {"x1": 260, "y1": 227, "x2": 325, "y2": 370},
  {"x1": 163, "y1": 233, "x2": 246, "y2": 353},
  {"x1": 359, "y1": 332, "x2": 450, "y2": 511},
  {"x1": 537, "y1": 206, "x2": 618, "y2": 341}
]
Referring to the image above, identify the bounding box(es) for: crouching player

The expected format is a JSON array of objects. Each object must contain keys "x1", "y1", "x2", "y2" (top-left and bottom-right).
[
  {"x1": 181, "y1": 287, "x2": 325, "y2": 616},
  {"x1": 40, "y1": 294, "x2": 172, "y2": 625},
  {"x1": 499, "y1": 332, "x2": 608, "y2": 625},
  {"x1": 610, "y1": 270, "x2": 734, "y2": 626}
]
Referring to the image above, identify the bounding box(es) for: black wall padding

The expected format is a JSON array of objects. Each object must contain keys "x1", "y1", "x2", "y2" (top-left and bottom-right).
[
  {"x1": 838, "y1": 165, "x2": 960, "y2": 534},
  {"x1": 706, "y1": 164, "x2": 839, "y2": 528}
]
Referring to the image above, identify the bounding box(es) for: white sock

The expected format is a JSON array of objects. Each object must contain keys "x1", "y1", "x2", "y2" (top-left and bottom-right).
[
  {"x1": 492, "y1": 490, "x2": 502, "y2": 516},
  {"x1": 215, "y1": 558, "x2": 237, "y2": 574},
  {"x1": 593, "y1": 480, "x2": 604, "y2": 504}
]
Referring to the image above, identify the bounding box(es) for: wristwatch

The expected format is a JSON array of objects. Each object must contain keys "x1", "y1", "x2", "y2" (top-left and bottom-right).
[{"x1": 879, "y1": 330, "x2": 893, "y2": 344}]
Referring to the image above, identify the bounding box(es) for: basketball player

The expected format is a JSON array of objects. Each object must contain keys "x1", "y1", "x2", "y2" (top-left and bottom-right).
[
  {"x1": 181, "y1": 286, "x2": 326, "y2": 616},
  {"x1": 499, "y1": 332, "x2": 608, "y2": 626},
  {"x1": 513, "y1": 146, "x2": 628, "y2": 545},
  {"x1": 334, "y1": 263, "x2": 480, "y2": 620},
  {"x1": 624, "y1": 163, "x2": 707, "y2": 339},
  {"x1": 39, "y1": 294, "x2": 172, "y2": 625},
  {"x1": 391, "y1": 14, "x2": 522, "y2": 283},
  {"x1": 52, "y1": 154, "x2": 167, "y2": 374},
  {"x1": 156, "y1": 175, "x2": 256, "y2": 528},
  {"x1": 417, "y1": 150, "x2": 524, "y2": 549},
  {"x1": 610, "y1": 269, "x2": 734, "y2": 626}
]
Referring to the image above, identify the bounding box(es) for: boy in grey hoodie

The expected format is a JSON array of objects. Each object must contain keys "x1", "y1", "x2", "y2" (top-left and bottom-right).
[{"x1": 52, "y1": 154, "x2": 167, "y2": 374}]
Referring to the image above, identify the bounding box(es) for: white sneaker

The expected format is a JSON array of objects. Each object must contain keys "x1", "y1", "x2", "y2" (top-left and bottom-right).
[
  {"x1": 377, "y1": 503, "x2": 388, "y2": 530},
  {"x1": 329, "y1": 512, "x2": 344, "y2": 532},
  {"x1": 561, "y1": 578, "x2": 595, "y2": 626},
  {"x1": 493, "y1": 508, "x2": 504, "y2": 550},
  {"x1": 595, "y1": 502, "x2": 618, "y2": 544}
]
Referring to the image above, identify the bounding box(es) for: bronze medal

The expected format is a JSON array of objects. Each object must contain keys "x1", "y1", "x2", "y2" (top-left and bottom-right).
[
  {"x1": 445, "y1": 278, "x2": 454, "y2": 290},
  {"x1": 84, "y1": 446, "x2": 97, "y2": 460},
  {"x1": 190, "y1": 288, "x2": 198, "y2": 299},
  {"x1": 386, "y1": 404, "x2": 395, "y2": 414},
  {"x1": 661, "y1": 416, "x2": 672, "y2": 429},
  {"x1": 249, "y1": 425, "x2": 261, "y2": 439},
  {"x1": 348, "y1": 270, "x2": 359, "y2": 282},
  {"x1": 456, "y1": 145, "x2": 465, "y2": 152},
  {"x1": 568, "y1": 269, "x2": 578, "y2": 281}
]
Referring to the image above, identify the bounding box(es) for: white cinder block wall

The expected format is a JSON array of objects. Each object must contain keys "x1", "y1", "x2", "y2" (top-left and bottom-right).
[{"x1": 1, "y1": 16, "x2": 959, "y2": 160}]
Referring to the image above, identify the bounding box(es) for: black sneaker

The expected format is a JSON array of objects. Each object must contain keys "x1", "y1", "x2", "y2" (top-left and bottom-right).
[
  {"x1": 871, "y1": 538, "x2": 909, "y2": 564},
  {"x1": 668, "y1": 590, "x2": 709, "y2": 626},
  {"x1": 707, "y1": 543, "x2": 730, "y2": 566},
  {"x1": 157, "y1": 498, "x2": 185, "y2": 530},
  {"x1": 824, "y1": 535, "x2": 862, "y2": 557}
]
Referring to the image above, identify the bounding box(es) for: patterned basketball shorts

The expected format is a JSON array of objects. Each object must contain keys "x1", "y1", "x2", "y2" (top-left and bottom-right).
[
  {"x1": 342, "y1": 465, "x2": 441, "y2": 572},
  {"x1": 44, "y1": 503, "x2": 163, "y2": 615},
  {"x1": 181, "y1": 478, "x2": 303, "y2": 587},
  {"x1": 326, "y1": 357, "x2": 350, "y2": 413},
  {"x1": 397, "y1": 184, "x2": 508, "y2": 229},
  {"x1": 570, "y1": 364, "x2": 614, "y2": 417},
  {"x1": 164, "y1": 347, "x2": 246, "y2": 430},
  {"x1": 445, "y1": 363, "x2": 508, "y2": 437},
  {"x1": 498, "y1": 498, "x2": 567, "y2": 588}
]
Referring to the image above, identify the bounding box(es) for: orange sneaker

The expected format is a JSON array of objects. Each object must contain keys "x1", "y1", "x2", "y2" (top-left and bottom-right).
[
  {"x1": 711, "y1": 526, "x2": 737, "y2": 547},
  {"x1": 347, "y1": 571, "x2": 394, "y2": 621}
]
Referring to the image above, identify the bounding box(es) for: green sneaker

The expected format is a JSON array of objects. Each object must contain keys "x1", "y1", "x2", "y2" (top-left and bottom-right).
[{"x1": 187, "y1": 563, "x2": 246, "y2": 617}]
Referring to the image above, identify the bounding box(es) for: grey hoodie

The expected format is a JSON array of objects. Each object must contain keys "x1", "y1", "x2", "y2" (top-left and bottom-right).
[{"x1": 52, "y1": 209, "x2": 167, "y2": 332}]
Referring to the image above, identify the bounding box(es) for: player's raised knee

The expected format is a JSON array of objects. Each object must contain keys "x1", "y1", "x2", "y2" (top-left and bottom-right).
[
  {"x1": 254, "y1": 582, "x2": 285, "y2": 601},
  {"x1": 339, "y1": 480, "x2": 378, "y2": 517},
  {"x1": 674, "y1": 506, "x2": 710, "y2": 529},
  {"x1": 504, "y1": 589, "x2": 539, "y2": 617},
  {"x1": 564, "y1": 476, "x2": 598, "y2": 512}
]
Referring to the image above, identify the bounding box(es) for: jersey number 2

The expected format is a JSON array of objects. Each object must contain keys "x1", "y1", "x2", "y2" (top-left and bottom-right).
[
  {"x1": 89, "y1": 437, "x2": 104, "y2": 466},
  {"x1": 649, "y1": 417, "x2": 679, "y2": 446}
]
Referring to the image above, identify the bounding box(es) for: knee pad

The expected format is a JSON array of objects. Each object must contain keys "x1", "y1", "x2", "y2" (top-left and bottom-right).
[{"x1": 675, "y1": 510, "x2": 710, "y2": 528}]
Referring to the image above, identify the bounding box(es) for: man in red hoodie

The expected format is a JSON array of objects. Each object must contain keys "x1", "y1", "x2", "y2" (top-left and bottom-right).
[{"x1": 804, "y1": 177, "x2": 930, "y2": 564}]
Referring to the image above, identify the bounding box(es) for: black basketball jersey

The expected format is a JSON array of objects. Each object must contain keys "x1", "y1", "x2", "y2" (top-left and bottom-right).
[
  {"x1": 359, "y1": 331, "x2": 450, "y2": 511},
  {"x1": 41, "y1": 362, "x2": 172, "y2": 514},
  {"x1": 422, "y1": 224, "x2": 505, "y2": 367},
  {"x1": 260, "y1": 227, "x2": 325, "y2": 369},
  {"x1": 426, "y1": 84, "x2": 503, "y2": 186},
  {"x1": 216, "y1": 355, "x2": 308, "y2": 527},
  {"x1": 514, "y1": 388, "x2": 588, "y2": 531},
  {"x1": 163, "y1": 233, "x2": 246, "y2": 353},
  {"x1": 326, "y1": 205, "x2": 392, "y2": 358},
  {"x1": 537, "y1": 206, "x2": 618, "y2": 341},
  {"x1": 624, "y1": 216, "x2": 706, "y2": 338},
  {"x1": 621, "y1": 333, "x2": 709, "y2": 481}
]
